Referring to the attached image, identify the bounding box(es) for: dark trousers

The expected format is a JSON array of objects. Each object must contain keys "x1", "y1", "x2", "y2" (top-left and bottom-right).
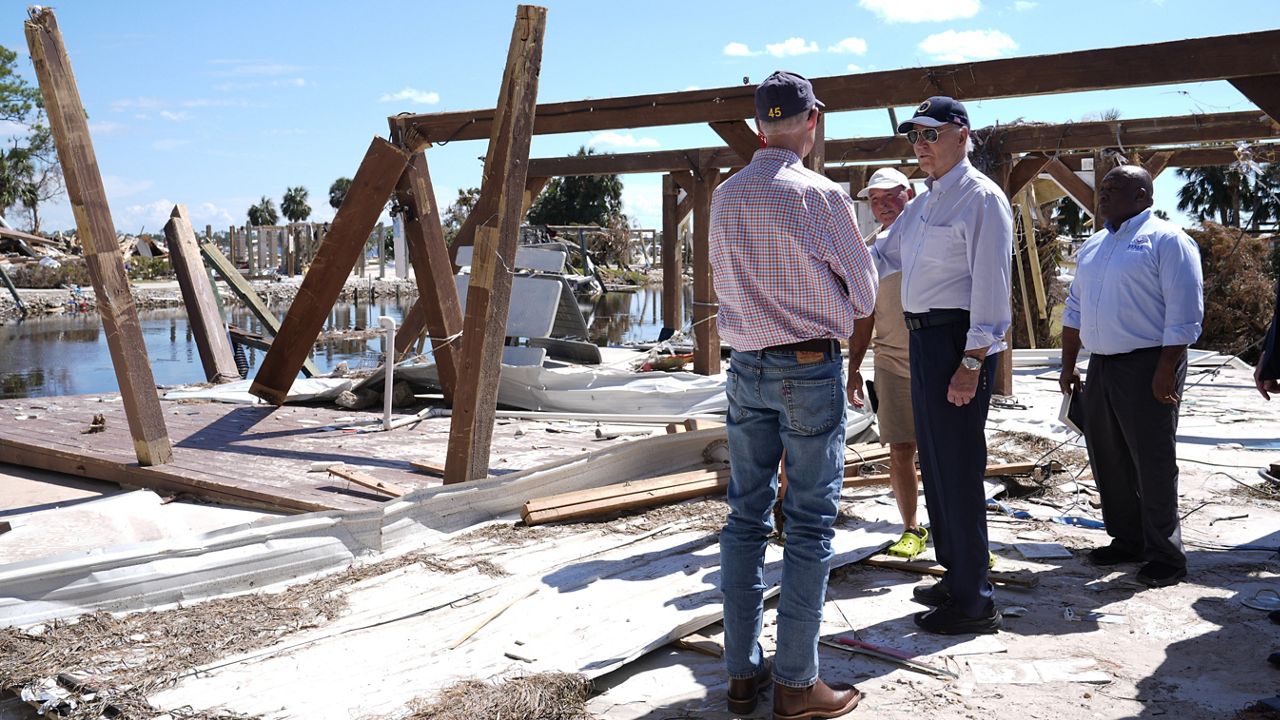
[
  {"x1": 908, "y1": 318, "x2": 997, "y2": 617},
  {"x1": 1082, "y1": 348, "x2": 1187, "y2": 568}
]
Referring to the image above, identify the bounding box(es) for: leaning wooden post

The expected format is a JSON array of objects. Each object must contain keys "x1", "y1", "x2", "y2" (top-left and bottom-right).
[
  {"x1": 24, "y1": 7, "x2": 172, "y2": 466},
  {"x1": 443, "y1": 4, "x2": 547, "y2": 485},
  {"x1": 166, "y1": 205, "x2": 239, "y2": 383},
  {"x1": 249, "y1": 138, "x2": 410, "y2": 404},
  {"x1": 392, "y1": 151, "x2": 463, "y2": 401},
  {"x1": 661, "y1": 173, "x2": 683, "y2": 332},
  {"x1": 692, "y1": 163, "x2": 721, "y2": 375}
]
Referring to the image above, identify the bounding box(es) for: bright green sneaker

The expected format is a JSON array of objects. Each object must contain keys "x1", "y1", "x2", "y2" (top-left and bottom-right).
[
  {"x1": 887, "y1": 527, "x2": 929, "y2": 560},
  {"x1": 989, "y1": 550, "x2": 998, "y2": 569}
]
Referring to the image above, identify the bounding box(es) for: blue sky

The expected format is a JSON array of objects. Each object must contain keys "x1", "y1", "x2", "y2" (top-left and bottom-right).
[{"x1": 1, "y1": 0, "x2": 1277, "y2": 234}]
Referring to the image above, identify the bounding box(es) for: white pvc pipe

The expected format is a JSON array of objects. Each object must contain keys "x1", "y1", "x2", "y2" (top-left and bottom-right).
[{"x1": 379, "y1": 316, "x2": 396, "y2": 431}]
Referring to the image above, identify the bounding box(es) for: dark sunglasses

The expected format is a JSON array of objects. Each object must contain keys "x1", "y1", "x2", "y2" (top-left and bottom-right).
[{"x1": 905, "y1": 126, "x2": 954, "y2": 144}]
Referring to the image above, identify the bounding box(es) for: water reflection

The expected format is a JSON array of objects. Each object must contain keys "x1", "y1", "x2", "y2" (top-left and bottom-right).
[{"x1": 0, "y1": 284, "x2": 695, "y2": 399}]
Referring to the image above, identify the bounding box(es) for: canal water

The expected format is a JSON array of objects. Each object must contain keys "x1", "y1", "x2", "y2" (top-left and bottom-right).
[{"x1": 0, "y1": 286, "x2": 693, "y2": 400}]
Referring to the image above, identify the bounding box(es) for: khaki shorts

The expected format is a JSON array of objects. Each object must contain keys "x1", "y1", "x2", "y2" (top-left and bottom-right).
[{"x1": 873, "y1": 366, "x2": 916, "y2": 444}]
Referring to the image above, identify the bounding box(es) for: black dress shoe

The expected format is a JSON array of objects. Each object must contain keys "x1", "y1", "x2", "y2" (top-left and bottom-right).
[
  {"x1": 727, "y1": 659, "x2": 772, "y2": 715},
  {"x1": 913, "y1": 604, "x2": 1001, "y2": 635},
  {"x1": 1136, "y1": 561, "x2": 1187, "y2": 588},
  {"x1": 1087, "y1": 542, "x2": 1143, "y2": 566},
  {"x1": 912, "y1": 581, "x2": 950, "y2": 606}
]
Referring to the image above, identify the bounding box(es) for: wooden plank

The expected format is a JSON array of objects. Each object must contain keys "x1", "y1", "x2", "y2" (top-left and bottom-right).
[
  {"x1": 393, "y1": 152, "x2": 463, "y2": 402},
  {"x1": 251, "y1": 137, "x2": 410, "y2": 405},
  {"x1": 708, "y1": 120, "x2": 760, "y2": 164},
  {"x1": 166, "y1": 205, "x2": 239, "y2": 384},
  {"x1": 661, "y1": 173, "x2": 683, "y2": 331},
  {"x1": 1006, "y1": 153, "x2": 1051, "y2": 198},
  {"x1": 1020, "y1": 188, "x2": 1048, "y2": 320},
  {"x1": 200, "y1": 242, "x2": 321, "y2": 377},
  {"x1": 24, "y1": 8, "x2": 172, "y2": 467},
  {"x1": 692, "y1": 166, "x2": 720, "y2": 375},
  {"x1": 806, "y1": 112, "x2": 825, "y2": 173},
  {"x1": 523, "y1": 467, "x2": 729, "y2": 516},
  {"x1": 1230, "y1": 75, "x2": 1280, "y2": 125},
  {"x1": 328, "y1": 466, "x2": 407, "y2": 498},
  {"x1": 843, "y1": 462, "x2": 1037, "y2": 487},
  {"x1": 1143, "y1": 150, "x2": 1173, "y2": 180},
  {"x1": 523, "y1": 471, "x2": 731, "y2": 526},
  {"x1": 409, "y1": 458, "x2": 446, "y2": 476},
  {"x1": 444, "y1": 5, "x2": 547, "y2": 485},
  {"x1": 1044, "y1": 159, "x2": 1095, "y2": 217},
  {"x1": 391, "y1": 30, "x2": 1280, "y2": 144},
  {"x1": 862, "y1": 556, "x2": 1039, "y2": 588}
]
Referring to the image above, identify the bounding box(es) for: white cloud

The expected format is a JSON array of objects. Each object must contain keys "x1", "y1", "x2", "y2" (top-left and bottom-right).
[
  {"x1": 213, "y1": 78, "x2": 308, "y2": 92},
  {"x1": 0, "y1": 119, "x2": 29, "y2": 138},
  {"x1": 683, "y1": 85, "x2": 701, "y2": 91},
  {"x1": 211, "y1": 61, "x2": 303, "y2": 77},
  {"x1": 723, "y1": 41, "x2": 756, "y2": 57},
  {"x1": 191, "y1": 202, "x2": 237, "y2": 228},
  {"x1": 378, "y1": 87, "x2": 441, "y2": 105},
  {"x1": 151, "y1": 138, "x2": 191, "y2": 152},
  {"x1": 918, "y1": 29, "x2": 1017, "y2": 62},
  {"x1": 110, "y1": 97, "x2": 163, "y2": 112},
  {"x1": 159, "y1": 110, "x2": 190, "y2": 122},
  {"x1": 766, "y1": 37, "x2": 819, "y2": 57},
  {"x1": 117, "y1": 199, "x2": 178, "y2": 233},
  {"x1": 620, "y1": 175, "x2": 662, "y2": 228},
  {"x1": 88, "y1": 120, "x2": 126, "y2": 135},
  {"x1": 588, "y1": 132, "x2": 661, "y2": 149},
  {"x1": 103, "y1": 176, "x2": 154, "y2": 199},
  {"x1": 828, "y1": 37, "x2": 868, "y2": 55},
  {"x1": 860, "y1": 0, "x2": 980, "y2": 23},
  {"x1": 846, "y1": 64, "x2": 864, "y2": 72},
  {"x1": 182, "y1": 98, "x2": 250, "y2": 108},
  {"x1": 1014, "y1": 0, "x2": 1037, "y2": 9}
]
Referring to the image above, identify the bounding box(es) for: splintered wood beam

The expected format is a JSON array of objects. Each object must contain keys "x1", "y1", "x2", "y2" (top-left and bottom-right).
[
  {"x1": 1044, "y1": 159, "x2": 1095, "y2": 216},
  {"x1": 709, "y1": 120, "x2": 761, "y2": 164},
  {"x1": 1020, "y1": 188, "x2": 1048, "y2": 320},
  {"x1": 661, "y1": 174, "x2": 683, "y2": 331},
  {"x1": 692, "y1": 166, "x2": 721, "y2": 376},
  {"x1": 251, "y1": 138, "x2": 410, "y2": 405},
  {"x1": 200, "y1": 242, "x2": 320, "y2": 377},
  {"x1": 1005, "y1": 153, "x2": 1052, "y2": 199},
  {"x1": 1143, "y1": 151, "x2": 1173, "y2": 179},
  {"x1": 806, "y1": 112, "x2": 825, "y2": 173},
  {"x1": 165, "y1": 205, "x2": 239, "y2": 384},
  {"x1": 444, "y1": 4, "x2": 546, "y2": 485},
  {"x1": 393, "y1": 152, "x2": 463, "y2": 402},
  {"x1": 391, "y1": 30, "x2": 1280, "y2": 144},
  {"x1": 1230, "y1": 75, "x2": 1280, "y2": 125},
  {"x1": 25, "y1": 7, "x2": 172, "y2": 466}
]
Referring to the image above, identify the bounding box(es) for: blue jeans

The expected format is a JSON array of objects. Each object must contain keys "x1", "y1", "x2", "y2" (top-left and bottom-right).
[{"x1": 720, "y1": 347, "x2": 846, "y2": 688}]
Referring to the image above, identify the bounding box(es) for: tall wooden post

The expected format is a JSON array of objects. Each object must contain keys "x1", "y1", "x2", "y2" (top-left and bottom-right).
[
  {"x1": 250, "y1": 138, "x2": 410, "y2": 404},
  {"x1": 991, "y1": 152, "x2": 1016, "y2": 397},
  {"x1": 444, "y1": 5, "x2": 547, "y2": 485},
  {"x1": 692, "y1": 164, "x2": 721, "y2": 375},
  {"x1": 24, "y1": 7, "x2": 172, "y2": 466},
  {"x1": 166, "y1": 205, "x2": 239, "y2": 383},
  {"x1": 661, "y1": 173, "x2": 683, "y2": 332},
  {"x1": 393, "y1": 151, "x2": 463, "y2": 401},
  {"x1": 805, "y1": 112, "x2": 825, "y2": 173}
]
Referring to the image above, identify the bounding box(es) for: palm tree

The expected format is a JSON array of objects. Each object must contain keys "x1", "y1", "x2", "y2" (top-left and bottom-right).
[
  {"x1": 0, "y1": 146, "x2": 35, "y2": 213},
  {"x1": 1176, "y1": 165, "x2": 1252, "y2": 227},
  {"x1": 281, "y1": 186, "x2": 311, "y2": 223},
  {"x1": 247, "y1": 196, "x2": 278, "y2": 226},
  {"x1": 328, "y1": 177, "x2": 352, "y2": 211}
]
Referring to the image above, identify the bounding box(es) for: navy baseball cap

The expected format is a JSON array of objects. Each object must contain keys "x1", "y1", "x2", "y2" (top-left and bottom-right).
[
  {"x1": 755, "y1": 71, "x2": 824, "y2": 121},
  {"x1": 896, "y1": 96, "x2": 970, "y2": 132}
]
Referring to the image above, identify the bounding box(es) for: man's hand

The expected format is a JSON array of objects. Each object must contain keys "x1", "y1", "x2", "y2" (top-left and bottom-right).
[
  {"x1": 947, "y1": 365, "x2": 979, "y2": 406},
  {"x1": 1059, "y1": 365, "x2": 1082, "y2": 396},
  {"x1": 847, "y1": 369, "x2": 865, "y2": 408},
  {"x1": 1152, "y1": 362, "x2": 1180, "y2": 405},
  {"x1": 1256, "y1": 362, "x2": 1279, "y2": 401}
]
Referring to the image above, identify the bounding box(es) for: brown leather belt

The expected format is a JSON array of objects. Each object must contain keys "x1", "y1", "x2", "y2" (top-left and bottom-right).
[{"x1": 762, "y1": 338, "x2": 840, "y2": 355}]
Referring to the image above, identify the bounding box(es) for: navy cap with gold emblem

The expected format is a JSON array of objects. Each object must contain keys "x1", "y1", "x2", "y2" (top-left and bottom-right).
[{"x1": 755, "y1": 71, "x2": 825, "y2": 122}]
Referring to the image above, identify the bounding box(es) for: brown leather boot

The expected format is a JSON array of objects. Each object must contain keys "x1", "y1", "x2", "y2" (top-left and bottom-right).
[
  {"x1": 727, "y1": 660, "x2": 772, "y2": 714},
  {"x1": 773, "y1": 678, "x2": 861, "y2": 720}
]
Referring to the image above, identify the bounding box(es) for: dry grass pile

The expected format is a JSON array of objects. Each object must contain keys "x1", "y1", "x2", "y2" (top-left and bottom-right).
[
  {"x1": 403, "y1": 672, "x2": 593, "y2": 720},
  {"x1": 0, "y1": 550, "x2": 496, "y2": 719}
]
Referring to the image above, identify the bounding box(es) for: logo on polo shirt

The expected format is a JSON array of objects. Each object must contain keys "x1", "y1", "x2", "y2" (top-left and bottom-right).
[{"x1": 1126, "y1": 235, "x2": 1152, "y2": 251}]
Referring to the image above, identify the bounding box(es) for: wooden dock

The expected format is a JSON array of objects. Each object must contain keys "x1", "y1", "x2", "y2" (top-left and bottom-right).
[{"x1": 0, "y1": 394, "x2": 621, "y2": 513}]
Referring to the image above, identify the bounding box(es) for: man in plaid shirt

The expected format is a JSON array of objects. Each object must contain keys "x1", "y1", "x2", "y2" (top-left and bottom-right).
[{"x1": 711, "y1": 70, "x2": 877, "y2": 720}]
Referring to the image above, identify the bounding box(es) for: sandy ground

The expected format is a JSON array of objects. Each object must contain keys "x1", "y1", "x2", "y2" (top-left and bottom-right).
[{"x1": 588, "y1": 362, "x2": 1280, "y2": 720}]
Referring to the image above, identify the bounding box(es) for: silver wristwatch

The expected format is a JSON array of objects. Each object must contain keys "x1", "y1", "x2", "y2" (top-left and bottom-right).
[{"x1": 961, "y1": 356, "x2": 982, "y2": 371}]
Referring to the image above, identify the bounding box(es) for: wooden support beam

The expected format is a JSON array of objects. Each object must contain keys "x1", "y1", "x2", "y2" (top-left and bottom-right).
[
  {"x1": 1012, "y1": 204, "x2": 1036, "y2": 348},
  {"x1": 1044, "y1": 159, "x2": 1095, "y2": 216},
  {"x1": 201, "y1": 241, "x2": 320, "y2": 377},
  {"x1": 393, "y1": 152, "x2": 463, "y2": 402},
  {"x1": 1006, "y1": 153, "x2": 1052, "y2": 199},
  {"x1": 691, "y1": 166, "x2": 721, "y2": 375},
  {"x1": 709, "y1": 120, "x2": 761, "y2": 164},
  {"x1": 1092, "y1": 151, "x2": 1116, "y2": 222},
  {"x1": 661, "y1": 173, "x2": 683, "y2": 331},
  {"x1": 522, "y1": 468, "x2": 731, "y2": 525},
  {"x1": 806, "y1": 112, "x2": 825, "y2": 173},
  {"x1": 523, "y1": 175, "x2": 549, "y2": 214},
  {"x1": 251, "y1": 137, "x2": 410, "y2": 405},
  {"x1": 328, "y1": 465, "x2": 407, "y2": 498},
  {"x1": 444, "y1": 5, "x2": 547, "y2": 485},
  {"x1": 1143, "y1": 150, "x2": 1173, "y2": 180},
  {"x1": 392, "y1": 30, "x2": 1280, "y2": 144},
  {"x1": 671, "y1": 170, "x2": 695, "y2": 196},
  {"x1": 25, "y1": 7, "x2": 172, "y2": 467},
  {"x1": 1020, "y1": 188, "x2": 1048, "y2": 321},
  {"x1": 1230, "y1": 75, "x2": 1280, "y2": 125},
  {"x1": 165, "y1": 205, "x2": 239, "y2": 384}
]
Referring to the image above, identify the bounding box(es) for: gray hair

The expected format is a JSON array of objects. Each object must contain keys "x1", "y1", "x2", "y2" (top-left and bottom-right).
[{"x1": 757, "y1": 110, "x2": 811, "y2": 138}]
